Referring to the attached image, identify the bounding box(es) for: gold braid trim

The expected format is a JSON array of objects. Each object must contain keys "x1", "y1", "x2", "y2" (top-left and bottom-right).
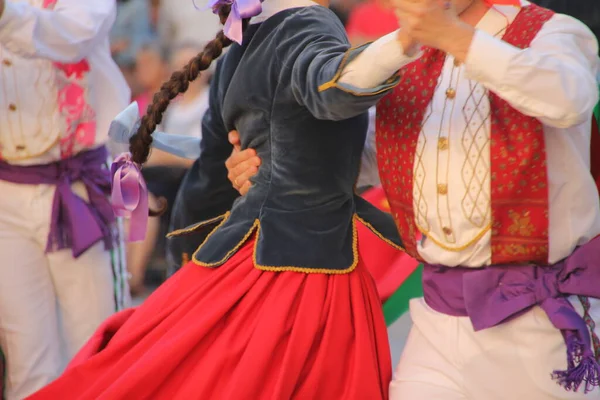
[
  {"x1": 355, "y1": 215, "x2": 405, "y2": 252},
  {"x1": 191, "y1": 213, "x2": 255, "y2": 267},
  {"x1": 317, "y1": 44, "x2": 400, "y2": 97},
  {"x1": 191, "y1": 214, "x2": 364, "y2": 274},
  {"x1": 167, "y1": 212, "x2": 230, "y2": 238}
]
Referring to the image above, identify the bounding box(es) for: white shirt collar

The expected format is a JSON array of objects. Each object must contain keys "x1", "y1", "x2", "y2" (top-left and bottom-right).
[
  {"x1": 475, "y1": 0, "x2": 529, "y2": 37},
  {"x1": 250, "y1": 0, "x2": 317, "y2": 24}
]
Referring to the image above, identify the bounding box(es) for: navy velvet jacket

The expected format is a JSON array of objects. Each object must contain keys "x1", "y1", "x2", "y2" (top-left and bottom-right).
[{"x1": 168, "y1": 6, "x2": 403, "y2": 273}]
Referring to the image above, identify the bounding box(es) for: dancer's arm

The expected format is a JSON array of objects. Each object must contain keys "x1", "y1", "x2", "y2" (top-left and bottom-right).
[
  {"x1": 460, "y1": 15, "x2": 599, "y2": 128},
  {"x1": 283, "y1": 6, "x2": 418, "y2": 120},
  {"x1": 393, "y1": 0, "x2": 599, "y2": 129},
  {"x1": 0, "y1": 0, "x2": 115, "y2": 62}
]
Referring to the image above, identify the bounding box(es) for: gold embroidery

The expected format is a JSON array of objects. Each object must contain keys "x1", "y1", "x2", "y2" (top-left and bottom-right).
[
  {"x1": 434, "y1": 61, "x2": 460, "y2": 244},
  {"x1": 506, "y1": 210, "x2": 535, "y2": 237},
  {"x1": 460, "y1": 78, "x2": 491, "y2": 229},
  {"x1": 417, "y1": 222, "x2": 492, "y2": 252}
]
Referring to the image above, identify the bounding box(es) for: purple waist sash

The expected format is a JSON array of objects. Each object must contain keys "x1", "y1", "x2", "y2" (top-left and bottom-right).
[
  {"x1": 423, "y1": 236, "x2": 600, "y2": 393},
  {"x1": 0, "y1": 146, "x2": 115, "y2": 258}
]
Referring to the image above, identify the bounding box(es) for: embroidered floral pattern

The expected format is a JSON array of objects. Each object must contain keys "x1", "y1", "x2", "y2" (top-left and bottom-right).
[
  {"x1": 375, "y1": 4, "x2": 554, "y2": 263},
  {"x1": 487, "y1": 5, "x2": 553, "y2": 263},
  {"x1": 43, "y1": 0, "x2": 97, "y2": 158}
]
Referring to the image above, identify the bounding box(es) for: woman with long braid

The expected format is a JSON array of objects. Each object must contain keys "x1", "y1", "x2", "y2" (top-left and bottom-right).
[{"x1": 27, "y1": 0, "x2": 422, "y2": 398}]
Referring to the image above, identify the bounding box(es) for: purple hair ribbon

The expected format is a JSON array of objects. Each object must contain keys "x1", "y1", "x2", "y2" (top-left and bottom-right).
[
  {"x1": 110, "y1": 153, "x2": 148, "y2": 241},
  {"x1": 193, "y1": 0, "x2": 263, "y2": 44}
]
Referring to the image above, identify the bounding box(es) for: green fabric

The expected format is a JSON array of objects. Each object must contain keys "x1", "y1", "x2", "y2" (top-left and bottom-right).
[
  {"x1": 383, "y1": 265, "x2": 424, "y2": 326},
  {"x1": 595, "y1": 85, "x2": 600, "y2": 121}
]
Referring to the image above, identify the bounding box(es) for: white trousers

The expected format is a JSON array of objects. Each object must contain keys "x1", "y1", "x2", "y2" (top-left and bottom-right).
[
  {"x1": 0, "y1": 180, "x2": 129, "y2": 400},
  {"x1": 391, "y1": 297, "x2": 600, "y2": 400}
]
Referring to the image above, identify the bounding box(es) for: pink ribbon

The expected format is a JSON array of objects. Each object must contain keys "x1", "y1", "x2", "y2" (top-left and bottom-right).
[{"x1": 110, "y1": 153, "x2": 148, "y2": 241}]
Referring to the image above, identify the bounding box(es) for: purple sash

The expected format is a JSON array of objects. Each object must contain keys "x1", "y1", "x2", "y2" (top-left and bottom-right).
[
  {"x1": 0, "y1": 146, "x2": 115, "y2": 258},
  {"x1": 423, "y1": 236, "x2": 600, "y2": 393}
]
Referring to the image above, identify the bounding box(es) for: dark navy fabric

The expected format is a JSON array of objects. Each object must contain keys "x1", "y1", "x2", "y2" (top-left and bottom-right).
[{"x1": 168, "y1": 6, "x2": 403, "y2": 272}]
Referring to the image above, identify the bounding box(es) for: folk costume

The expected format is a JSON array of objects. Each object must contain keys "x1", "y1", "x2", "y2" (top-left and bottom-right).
[
  {"x1": 163, "y1": 129, "x2": 420, "y2": 314},
  {"x1": 0, "y1": 1, "x2": 130, "y2": 398},
  {"x1": 360, "y1": 187, "x2": 424, "y2": 323},
  {"x1": 28, "y1": 0, "x2": 421, "y2": 398},
  {"x1": 329, "y1": 0, "x2": 600, "y2": 398}
]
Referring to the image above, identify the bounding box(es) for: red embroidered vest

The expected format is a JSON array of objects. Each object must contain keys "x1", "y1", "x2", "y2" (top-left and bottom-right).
[
  {"x1": 592, "y1": 117, "x2": 600, "y2": 194},
  {"x1": 376, "y1": 4, "x2": 556, "y2": 264}
]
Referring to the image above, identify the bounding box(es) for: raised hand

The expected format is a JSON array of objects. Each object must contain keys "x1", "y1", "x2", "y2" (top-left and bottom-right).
[{"x1": 394, "y1": 0, "x2": 475, "y2": 61}]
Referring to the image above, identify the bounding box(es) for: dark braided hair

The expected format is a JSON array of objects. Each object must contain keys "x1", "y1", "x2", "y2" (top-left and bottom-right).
[{"x1": 128, "y1": 6, "x2": 248, "y2": 215}]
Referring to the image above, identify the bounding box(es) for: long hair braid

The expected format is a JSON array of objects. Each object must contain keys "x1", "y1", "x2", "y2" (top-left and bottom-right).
[{"x1": 128, "y1": 6, "x2": 248, "y2": 215}]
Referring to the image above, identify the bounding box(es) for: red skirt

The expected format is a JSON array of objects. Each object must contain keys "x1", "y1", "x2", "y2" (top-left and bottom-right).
[
  {"x1": 28, "y1": 233, "x2": 392, "y2": 399},
  {"x1": 360, "y1": 187, "x2": 420, "y2": 303}
]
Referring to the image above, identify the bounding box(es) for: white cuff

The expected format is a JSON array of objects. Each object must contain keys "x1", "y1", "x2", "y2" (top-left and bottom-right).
[
  {"x1": 339, "y1": 30, "x2": 422, "y2": 90},
  {"x1": 464, "y1": 29, "x2": 519, "y2": 86}
]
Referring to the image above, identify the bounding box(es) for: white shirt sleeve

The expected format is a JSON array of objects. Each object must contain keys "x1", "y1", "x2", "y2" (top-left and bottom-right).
[
  {"x1": 464, "y1": 13, "x2": 600, "y2": 129},
  {"x1": 356, "y1": 107, "x2": 381, "y2": 188},
  {"x1": 338, "y1": 30, "x2": 422, "y2": 89},
  {"x1": 0, "y1": 0, "x2": 116, "y2": 63}
]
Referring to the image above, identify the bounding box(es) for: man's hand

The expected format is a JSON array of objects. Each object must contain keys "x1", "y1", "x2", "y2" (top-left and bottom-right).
[
  {"x1": 225, "y1": 130, "x2": 261, "y2": 195},
  {"x1": 394, "y1": 0, "x2": 475, "y2": 62}
]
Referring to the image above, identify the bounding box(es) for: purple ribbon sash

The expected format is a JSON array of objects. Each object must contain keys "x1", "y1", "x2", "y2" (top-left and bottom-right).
[
  {"x1": 423, "y1": 236, "x2": 600, "y2": 393},
  {"x1": 0, "y1": 146, "x2": 114, "y2": 258},
  {"x1": 110, "y1": 153, "x2": 148, "y2": 242}
]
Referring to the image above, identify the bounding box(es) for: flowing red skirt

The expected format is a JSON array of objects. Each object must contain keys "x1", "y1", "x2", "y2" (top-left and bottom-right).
[{"x1": 28, "y1": 229, "x2": 392, "y2": 399}]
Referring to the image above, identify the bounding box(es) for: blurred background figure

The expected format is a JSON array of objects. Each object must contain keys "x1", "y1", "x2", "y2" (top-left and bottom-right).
[
  {"x1": 126, "y1": 42, "x2": 211, "y2": 295},
  {"x1": 133, "y1": 42, "x2": 169, "y2": 116},
  {"x1": 162, "y1": 43, "x2": 211, "y2": 138},
  {"x1": 346, "y1": 0, "x2": 398, "y2": 45},
  {"x1": 111, "y1": 0, "x2": 155, "y2": 96},
  {"x1": 0, "y1": 0, "x2": 130, "y2": 398},
  {"x1": 157, "y1": 0, "x2": 220, "y2": 49}
]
